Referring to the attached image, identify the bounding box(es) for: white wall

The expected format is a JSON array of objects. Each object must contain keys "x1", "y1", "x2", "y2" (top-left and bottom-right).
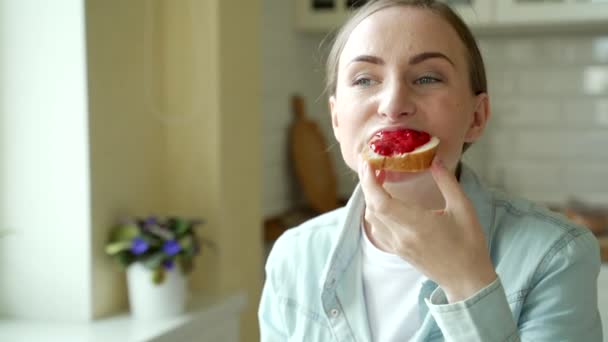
[
  {"x1": 480, "y1": 35, "x2": 608, "y2": 206},
  {"x1": 261, "y1": 1, "x2": 608, "y2": 217},
  {"x1": 86, "y1": 0, "x2": 169, "y2": 318},
  {"x1": 261, "y1": 0, "x2": 358, "y2": 217},
  {"x1": 0, "y1": 0, "x2": 92, "y2": 321},
  {"x1": 259, "y1": 0, "x2": 486, "y2": 218}
]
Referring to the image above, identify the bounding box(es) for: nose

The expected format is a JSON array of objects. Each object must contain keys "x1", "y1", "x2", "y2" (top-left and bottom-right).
[{"x1": 377, "y1": 80, "x2": 415, "y2": 120}]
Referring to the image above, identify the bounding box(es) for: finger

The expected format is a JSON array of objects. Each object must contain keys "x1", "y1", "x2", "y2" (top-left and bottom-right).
[
  {"x1": 364, "y1": 210, "x2": 394, "y2": 245},
  {"x1": 365, "y1": 209, "x2": 417, "y2": 260},
  {"x1": 358, "y1": 157, "x2": 424, "y2": 224},
  {"x1": 375, "y1": 169, "x2": 386, "y2": 185},
  {"x1": 430, "y1": 158, "x2": 471, "y2": 212},
  {"x1": 357, "y1": 157, "x2": 394, "y2": 215}
]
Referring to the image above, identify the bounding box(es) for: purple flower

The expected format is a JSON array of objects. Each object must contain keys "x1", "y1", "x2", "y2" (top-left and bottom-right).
[
  {"x1": 162, "y1": 259, "x2": 174, "y2": 270},
  {"x1": 144, "y1": 216, "x2": 158, "y2": 228},
  {"x1": 163, "y1": 240, "x2": 181, "y2": 256},
  {"x1": 130, "y1": 237, "x2": 149, "y2": 255}
]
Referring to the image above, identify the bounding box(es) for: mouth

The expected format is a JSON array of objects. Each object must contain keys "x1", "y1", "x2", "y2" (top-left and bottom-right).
[{"x1": 368, "y1": 126, "x2": 426, "y2": 143}]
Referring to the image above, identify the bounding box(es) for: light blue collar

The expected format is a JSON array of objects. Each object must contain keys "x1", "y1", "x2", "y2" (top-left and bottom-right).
[{"x1": 320, "y1": 163, "x2": 495, "y2": 340}]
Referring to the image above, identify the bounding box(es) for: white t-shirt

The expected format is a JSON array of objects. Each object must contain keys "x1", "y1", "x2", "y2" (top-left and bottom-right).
[{"x1": 361, "y1": 224, "x2": 427, "y2": 341}]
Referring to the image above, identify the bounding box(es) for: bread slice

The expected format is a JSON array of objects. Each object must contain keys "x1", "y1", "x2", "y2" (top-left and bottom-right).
[{"x1": 363, "y1": 136, "x2": 440, "y2": 172}]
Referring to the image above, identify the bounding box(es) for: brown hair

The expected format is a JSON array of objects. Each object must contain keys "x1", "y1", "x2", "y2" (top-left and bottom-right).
[{"x1": 324, "y1": 0, "x2": 488, "y2": 152}]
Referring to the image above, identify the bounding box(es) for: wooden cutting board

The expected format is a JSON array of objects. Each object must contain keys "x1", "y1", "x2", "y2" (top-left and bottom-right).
[
  {"x1": 290, "y1": 95, "x2": 339, "y2": 213},
  {"x1": 598, "y1": 236, "x2": 608, "y2": 263}
]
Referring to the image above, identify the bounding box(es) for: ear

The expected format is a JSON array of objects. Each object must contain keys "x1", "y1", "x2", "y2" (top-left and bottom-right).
[
  {"x1": 464, "y1": 93, "x2": 490, "y2": 143},
  {"x1": 329, "y1": 95, "x2": 341, "y2": 142}
]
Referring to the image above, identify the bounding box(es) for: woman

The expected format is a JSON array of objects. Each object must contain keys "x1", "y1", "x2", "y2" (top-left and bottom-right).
[{"x1": 259, "y1": 1, "x2": 602, "y2": 341}]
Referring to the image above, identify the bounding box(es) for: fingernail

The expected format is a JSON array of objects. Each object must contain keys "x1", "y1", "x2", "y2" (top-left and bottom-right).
[{"x1": 433, "y1": 158, "x2": 444, "y2": 168}]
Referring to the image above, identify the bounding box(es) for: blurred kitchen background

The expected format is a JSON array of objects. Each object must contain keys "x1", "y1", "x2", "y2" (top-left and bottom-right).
[
  {"x1": 1, "y1": 0, "x2": 608, "y2": 341},
  {"x1": 264, "y1": 0, "x2": 608, "y2": 340}
]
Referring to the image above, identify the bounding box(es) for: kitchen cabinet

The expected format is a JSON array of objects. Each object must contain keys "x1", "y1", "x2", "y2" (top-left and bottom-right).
[
  {"x1": 496, "y1": 0, "x2": 608, "y2": 26},
  {"x1": 440, "y1": 0, "x2": 493, "y2": 25},
  {"x1": 295, "y1": 0, "x2": 493, "y2": 31},
  {"x1": 295, "y1": 0, "x2": 608, "y2": 32},
  {"x1": 295, "y1": 0, "x2": 349, "y2": 32}
]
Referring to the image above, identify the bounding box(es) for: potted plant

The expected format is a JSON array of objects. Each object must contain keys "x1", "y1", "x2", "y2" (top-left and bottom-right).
[{"x1": 105, "y1": 216, "x2": 212, "y2": 320}]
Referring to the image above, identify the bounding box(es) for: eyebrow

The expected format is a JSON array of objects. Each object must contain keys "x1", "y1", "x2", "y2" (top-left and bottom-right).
[
  {"x1": 410, "y1": 51, "x2": 455, "y2": 66},
  {"x1": 348, "y1": 51, "x2": 455, "y2": 67}
]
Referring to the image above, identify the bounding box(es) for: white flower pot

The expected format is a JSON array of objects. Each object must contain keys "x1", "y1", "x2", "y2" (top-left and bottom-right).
[{"x1": 126, "y1": 263, "x2": 187, "y2": 320}]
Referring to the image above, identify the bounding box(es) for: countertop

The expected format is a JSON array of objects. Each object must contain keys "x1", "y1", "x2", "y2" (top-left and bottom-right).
[{"x1": 0, "y1": 292, "x2": 246, "y2": 342}]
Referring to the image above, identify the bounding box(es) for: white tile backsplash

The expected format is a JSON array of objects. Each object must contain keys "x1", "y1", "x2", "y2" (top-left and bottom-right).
[
  {"x1": 261, "y1": 0, "x2": 346, "y2": 217},
  {"x1": 483, "y1": 34, "x2": 608, "y2": 204},
  {"x1": 489, "y1": 162, "x2": 565, "y2": 193},
  {"x1": 562, "y1": 98, "x2": 608, "y2": 127},
  {"x1": 261, "y1": 2, "x2": 608, "y2": 216},
  {"x1": 592, "y1": 37, "x2": 608, "y2": 63},
  {"x1": 583, "y1": 66, "x2": 608, "y2": 95},
  {"x1": 502, "y1": 38, "x2": 543, "y2": 66},
  {"x1": 564, "y1": 164, "x2": 608, "y2": 193},
  {"x1": 491, "y1": 99, "x2": 563, "y2": 127},
  {"x1": 487, "y1": 130, "x2": 519, "y2": 160},
  {"x1": 517, "y1": 69, "x2": 586, "y2": 95},
  {"x1": 487, "y1": 69, "x2": 520, "y2": 95}
]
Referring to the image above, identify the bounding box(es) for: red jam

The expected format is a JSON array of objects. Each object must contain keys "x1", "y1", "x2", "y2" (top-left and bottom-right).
[{"x1": 369, "y1": 129, "x2": 431, "y2": 156}]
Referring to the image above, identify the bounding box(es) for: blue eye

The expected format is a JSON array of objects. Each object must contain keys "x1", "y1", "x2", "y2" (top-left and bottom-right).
[
  {"x1": 415, "y1": 76, "x2": 441, "y2": 85},
  {"x1": 353, "y1": 77, "x2": 376, "y2": 87}
]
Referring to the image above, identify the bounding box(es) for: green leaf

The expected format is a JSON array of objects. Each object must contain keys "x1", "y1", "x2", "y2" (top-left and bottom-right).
[
  {"x1": 109, "y1": 223, "x2": 140, "y2": 243},
  {"x1": 140, "y1": 233, "x2": 162, "y2": 248},
  {"x1": 141, "y1": 251, "x2": 165, "y2": 270},
  {"x1": 174, "y1": 218, "x2": 189, "y2": 236},
  {"x1": 178, "y1": 235, "x2": 193, "y2": 250},
  {"x1": 179, "y1": 256, "x2": 194, "y2": 275},
  {"x1": 152, "y1": 267, "x2": 165, "y2": 285},
  {"x1": 115, "y1": 252, "x2": 134, "y2": 269},
  {"x1": 182, "y1": 245, "x2": 197, "y2": 257},
  {"x1": 105, "y1": 241, "x2": 132, "y2": 255}
]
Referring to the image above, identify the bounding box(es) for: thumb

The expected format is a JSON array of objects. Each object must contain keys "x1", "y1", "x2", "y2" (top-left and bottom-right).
[{"x1": 430, "y1": 157, "x2": 468, "y2": 212}]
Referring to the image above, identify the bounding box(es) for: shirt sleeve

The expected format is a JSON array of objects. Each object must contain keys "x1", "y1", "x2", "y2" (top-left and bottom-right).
[
  {"x1": 425, "y1": 231, "x2": 602, "y2": 342},
  {"x1": 258, "y1": 241, "x2": 289, "y2": 341},
  {"x1": 426, "y1": 278, "x2": 519, "y2": 341}
]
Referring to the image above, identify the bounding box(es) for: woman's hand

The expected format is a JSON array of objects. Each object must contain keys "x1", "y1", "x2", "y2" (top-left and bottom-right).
[{"x1": 358, "y1": 157, "x2": 497, "y2": 303}]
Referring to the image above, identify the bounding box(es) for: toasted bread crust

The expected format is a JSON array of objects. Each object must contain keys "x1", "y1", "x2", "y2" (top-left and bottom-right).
[{"x1": 363, "y1": 139, "x2": 438, "y2": 172}]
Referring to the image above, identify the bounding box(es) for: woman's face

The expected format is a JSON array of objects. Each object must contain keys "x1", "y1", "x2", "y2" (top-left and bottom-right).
[{"x1": 330, "y1": 6, "x2": 489, "y2": 181}]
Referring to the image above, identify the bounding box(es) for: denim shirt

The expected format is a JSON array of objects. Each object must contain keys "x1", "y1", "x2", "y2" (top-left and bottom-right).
[{"x1": 259, "y1": 164, "x2": 603, "y2": 341}]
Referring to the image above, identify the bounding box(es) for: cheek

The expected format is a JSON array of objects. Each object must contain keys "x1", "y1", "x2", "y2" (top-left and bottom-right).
[
  {"x1": 334, "y1": 110, "x2": 368, "y2": 170},
  {"x1": 335, "y1": 100, "x2": 366, "y2": 136},
  {"x1": 426, "y1": 98, "x2": 471, "y2": 163},
  {"x1": 429, "y1": 97, "x2": 470, "y2": 135},
  {"x1": 335, "y1": 114, "x2": 361, "y2": 150}
]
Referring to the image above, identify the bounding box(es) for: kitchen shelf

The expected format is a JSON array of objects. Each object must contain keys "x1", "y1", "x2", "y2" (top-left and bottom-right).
[
  {"x1": 295, "y1": 0, "x2": 608, "y2": 35},
  {"x1": 496, "y1": 0, "x2": 608, "y2": 26},
  {"x1": 0, "y1": 292, "x2": 246, "y2": 342}
]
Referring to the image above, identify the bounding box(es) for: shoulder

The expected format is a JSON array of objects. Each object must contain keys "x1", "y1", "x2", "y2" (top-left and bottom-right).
[
  {"x1": 280, "y1": 207, "x2": 346, "y2": 243},
  {"x1": 264, "y1": 207, "x2": 347, "y2": 277},
  {"x1": 490, "y1": 190, "x2": 600, "y2": 275},
  {"x1": 272, "y1": 207, "x2": 346, "y2": 254}
]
